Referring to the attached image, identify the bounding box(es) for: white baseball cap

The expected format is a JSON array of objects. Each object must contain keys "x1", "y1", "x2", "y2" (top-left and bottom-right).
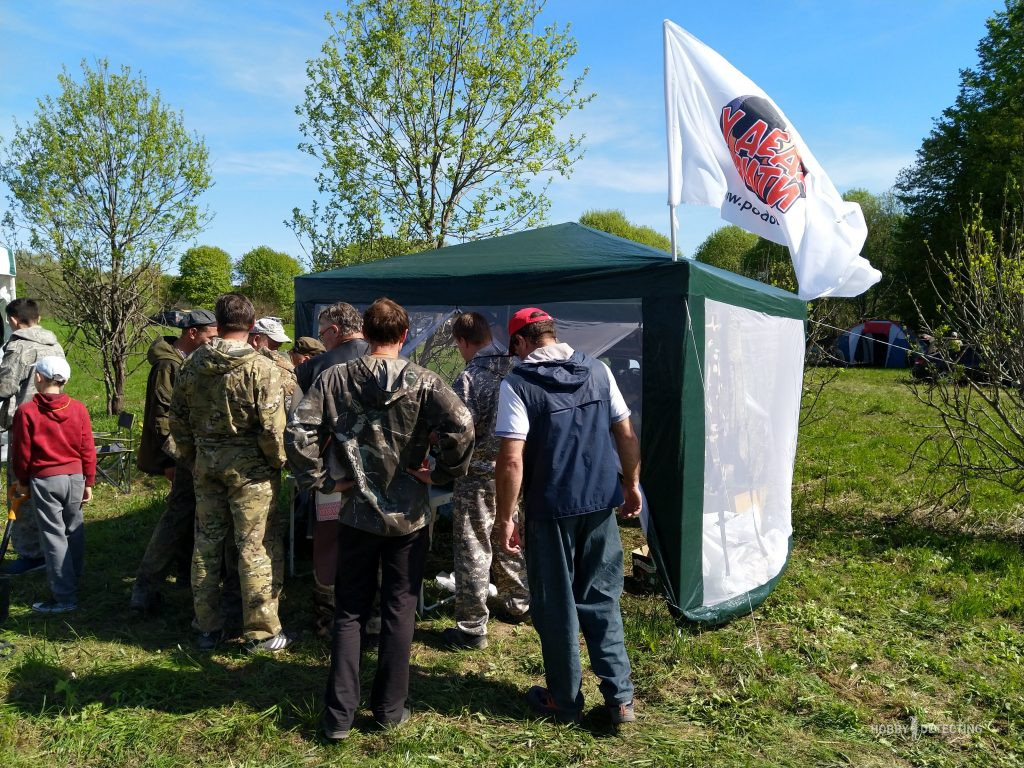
[
  {"x1": 252, "y1": 317, "x2": 291, "y2": 343},
  {"x1": 35, "y1": 356, "x2": 71, "y2": 383}
]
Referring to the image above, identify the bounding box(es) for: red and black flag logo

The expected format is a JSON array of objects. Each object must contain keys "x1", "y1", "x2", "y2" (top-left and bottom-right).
[{"x1": 720, "y1": 96, "x2": 807, "y2": 214}]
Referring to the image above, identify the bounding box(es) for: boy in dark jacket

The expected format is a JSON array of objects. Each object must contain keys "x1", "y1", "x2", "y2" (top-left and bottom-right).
[{"x1": 11, "y1": 356, "x2": 96, "y2": 614}]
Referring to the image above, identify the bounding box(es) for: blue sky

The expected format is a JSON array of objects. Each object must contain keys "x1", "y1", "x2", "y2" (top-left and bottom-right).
[{"x1": 0, "y1": 0, "x2": 999, "y2": 267}]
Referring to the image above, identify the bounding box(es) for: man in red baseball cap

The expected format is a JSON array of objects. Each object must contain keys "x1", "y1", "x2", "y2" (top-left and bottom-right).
[{"x1": 494, "y1": 306, "x2": 641, "y2": 726}]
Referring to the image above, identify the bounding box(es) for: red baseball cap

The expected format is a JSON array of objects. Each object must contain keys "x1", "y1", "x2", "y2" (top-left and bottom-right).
[{"x1": 508, "y1": 307, "x2": 554, "y2": 337}]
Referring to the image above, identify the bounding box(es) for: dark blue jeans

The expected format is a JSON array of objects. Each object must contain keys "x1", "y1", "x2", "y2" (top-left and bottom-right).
[{"x1": 525, "y1": 507, "x2": 633, "y2": 713}]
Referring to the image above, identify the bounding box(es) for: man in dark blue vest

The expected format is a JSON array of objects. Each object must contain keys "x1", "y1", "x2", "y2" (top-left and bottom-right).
[{"x1": 494, "y1": 307, "x2": 642, "y2": 726}]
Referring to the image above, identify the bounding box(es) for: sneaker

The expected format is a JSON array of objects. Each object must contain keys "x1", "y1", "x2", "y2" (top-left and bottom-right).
[
  {"x1": 525, "y1": 685, "x2": 582, "y2": 724},
  {"x1": 4, "y1": 557, "x2": 46, "y2": 576},
  {"x1": 31, "y1": 600, "x2": 77, "y2": 614},
  {"x1": 441, "y1": 627, "x2": 488, "y2": 650},
  {"x1": 197, "y1": 629, "x2": 223, "y2": 652},
  {"x1": 608, "y1": 700, "x2": 636, "y2": 724},
  {"x1": 374, "y1": 706, "x2": 411, "y2": 730},
  {"x1": 246, "y1": 630, "x2": 296, "y2": 654}
]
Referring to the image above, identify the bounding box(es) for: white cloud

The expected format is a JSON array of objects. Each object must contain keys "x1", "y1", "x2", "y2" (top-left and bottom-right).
[
  {"x1": 212, "y1": 150, "x2": 318, "y2": 179},
  {"x1": 555, "y1": 154, "x2": 666, "y2": 195}
]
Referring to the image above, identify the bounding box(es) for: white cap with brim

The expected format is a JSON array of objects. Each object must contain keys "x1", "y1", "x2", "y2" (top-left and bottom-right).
[
  {"x1": 252, "y1": 316, "x2": 291, "y2": 343},
  {"x1": 35, "y1": 356, "x2": 71, "y2": 383}
]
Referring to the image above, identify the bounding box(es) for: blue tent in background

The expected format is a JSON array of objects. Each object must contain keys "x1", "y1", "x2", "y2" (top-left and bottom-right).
[{"x1": 836, "y1": 320, "x2": 914, "y2": 368}]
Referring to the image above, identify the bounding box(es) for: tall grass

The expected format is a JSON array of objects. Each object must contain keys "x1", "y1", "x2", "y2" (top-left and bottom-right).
[{"x1": 0, "y1": 358, "x2": 1021, "y2": 766}]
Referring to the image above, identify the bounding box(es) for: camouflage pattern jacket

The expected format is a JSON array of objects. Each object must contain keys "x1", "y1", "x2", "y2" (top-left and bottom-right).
[
  {"x1": 452, "y1": 343, "x2": 513, "y2": 477},
  {"x1": 169, "y1": 337, "x2": 286, "y2": 478},
  {"x1": 286, "y1": 355, "x2": 475, "y2": 536},
  {"x1": 261, "y1": 348, "x2": 297, "y2": 411},
  {"x1": 0, "y1": 325, "x2": 65, "y2": 430}
]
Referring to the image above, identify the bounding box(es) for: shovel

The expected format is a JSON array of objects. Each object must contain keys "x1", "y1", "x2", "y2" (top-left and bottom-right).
[{"x1": 0, "y1": 484, "x2": 29, "y2": 623}]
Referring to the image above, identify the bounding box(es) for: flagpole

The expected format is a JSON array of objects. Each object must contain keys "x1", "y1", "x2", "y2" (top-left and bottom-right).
[
  {"x1": 669, "y1": 206, "x2": 678, "y2": 261},
  {"x1": 664, "y1": 21, "x2": 680, "y2": 262}
]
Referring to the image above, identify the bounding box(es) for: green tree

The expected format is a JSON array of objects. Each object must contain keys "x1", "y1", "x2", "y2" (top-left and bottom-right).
[
  {"x1": 235, "y1": 246, "x2": 303, "y2": 320},
  {"x1": 291, "y1": 0, "x2": 592, "y2": 266},
  {"x1": 692, "y1": 225, "x2": 758, "y2": 272},
  {"x1": 0, "y1": 60, "x2": 211, "y2": 414},
  {"x1": 173, "y1": 245, "x2": 233, "y2": 307},
  {"x1": 842, "y1": 189, "x2": 905, "y2": 323},
  {"x1": 895, "y1": 0, "x2": 1024, "y2": 322},
  {"x1": 578, "y1": 210, "x2": 672, "y2": 254}
]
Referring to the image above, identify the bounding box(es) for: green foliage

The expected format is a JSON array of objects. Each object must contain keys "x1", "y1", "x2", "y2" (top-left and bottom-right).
[
  {"x1": 302, "y1": 228, "x2": 421, "y2": 274},
  {"x1": 895, "y1": 1, "x2": 1024, "y2": 322},
  {"x1": 838, "y1": 188, "x2": 905, "y2": 324},
  {"x1": 172, "y1": 245, "x2": 232, "y2": 307},
  {"x1": 692, "y1": 225, "x2": 758, "y2": 272},
  {"x1": 909, "y1": 203, "x2": 1024, "y2": 498},
  {"x1": 235, "y1": 245, "x2": 303, "y2": 319},
  {"x1": 578, "y1": 209, "x2": 672, "y2": 254},
  {"x1": 0, "y1": 59, "x2": 211, "y2": 413},
  {"x1": 292, "y1": 0, "x2": 592, "y2": 266}
]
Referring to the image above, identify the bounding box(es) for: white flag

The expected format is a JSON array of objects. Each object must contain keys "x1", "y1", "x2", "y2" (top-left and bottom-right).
[{"x1": 664, "y1": 20, "x2": 880, "y2": 299}]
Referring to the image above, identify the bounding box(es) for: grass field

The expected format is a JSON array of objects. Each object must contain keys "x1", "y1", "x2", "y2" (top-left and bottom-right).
[{"x1": 0, "y1": 339, "x2": 1022, "y2": 766}]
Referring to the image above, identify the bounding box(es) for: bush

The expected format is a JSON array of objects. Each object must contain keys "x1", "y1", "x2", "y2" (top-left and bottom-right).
[{"x1": 235, "y1": 246, "x2": 303, "y2": 320}]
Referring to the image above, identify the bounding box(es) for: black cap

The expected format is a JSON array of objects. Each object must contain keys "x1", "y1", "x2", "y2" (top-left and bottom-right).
[{"x1": 183, "y1": 308, "x2": 217, "y2": 328}]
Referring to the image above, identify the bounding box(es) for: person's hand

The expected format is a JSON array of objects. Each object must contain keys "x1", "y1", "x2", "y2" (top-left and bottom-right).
[
  {"x1": 82, "y1": 486, "x2": 93, "y2": 504},
  {"x1": 163, "y1": 466, "x2": 176, "y2": 482},
  {"x1": 618, "y1": 484, "x2": 642, "y2": 519},
  {"x1": 498, "y1": 517, "x2": 521, "y2": 555},
  {"x1": 406, "y1": 467, "x2": 433, "y2": 485}
]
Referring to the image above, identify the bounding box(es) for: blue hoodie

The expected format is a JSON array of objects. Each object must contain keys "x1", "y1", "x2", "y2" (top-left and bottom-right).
[{"x1": 504, "y1": 350, "x2": 624, "y2": 520}]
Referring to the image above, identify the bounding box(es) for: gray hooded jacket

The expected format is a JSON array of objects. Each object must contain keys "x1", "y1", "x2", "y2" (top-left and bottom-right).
[{"x1": 0, "y1": 325, "x2": 65, "y2": 429}]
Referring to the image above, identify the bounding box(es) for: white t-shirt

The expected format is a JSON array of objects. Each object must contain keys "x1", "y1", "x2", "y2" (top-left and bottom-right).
[{"x1": 494, "y1": 342, "x2": 630, "y2": 440}]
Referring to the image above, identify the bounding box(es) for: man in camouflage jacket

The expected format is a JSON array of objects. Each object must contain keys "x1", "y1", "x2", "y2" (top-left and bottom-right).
[
  {"x1": 169, "y1": 293, "x2": 291, "y2": 653},
  {"x1": 286, "y1": 298, "x2": 474, "y2": 739},
  {"x1": 443, "y1": 312, "x2": 529, "y2": 651},
  {"x1": 0, "y1": 298, "x2": 65, "y2": 572},
  {"x1": 131, "y1": 308, "x2": 218, "y2": 612}
]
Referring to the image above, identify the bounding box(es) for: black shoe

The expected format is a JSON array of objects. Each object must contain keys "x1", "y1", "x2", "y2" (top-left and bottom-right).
[
  {"x1": 129, "y1": 583, "x2": 162, "y2": 613},
  {"x1": 3, "y1": 557, "x2": 46, "y2": 576},
  {"x1": 321, "y1": 713, "x2": 351, "y2": 742},
  {"x1": 441, "y1": 627, "x2": 488, "y2": 650},
  {"x1": 492, "y1": 607, "x2": 531, "y2": 625},
  {"x1": 197, "y1": 629, "x2": 223, "y2": 652},
  {"x1": 525, "y1": 686, "x2": 583, "y2": 724},
  {"x1": 374, "y1": 707, "x2": 411, "y2": 730}
]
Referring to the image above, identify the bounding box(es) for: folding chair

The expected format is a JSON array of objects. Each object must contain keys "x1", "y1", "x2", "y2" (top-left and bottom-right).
[{"x1": 93, "y1": 411, "x2": 135, "y2": 493}]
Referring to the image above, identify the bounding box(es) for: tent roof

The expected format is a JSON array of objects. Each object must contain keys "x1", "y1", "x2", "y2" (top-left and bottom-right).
[{"x1": 294, "y1": 223, "x2": 804, "y2": 333}]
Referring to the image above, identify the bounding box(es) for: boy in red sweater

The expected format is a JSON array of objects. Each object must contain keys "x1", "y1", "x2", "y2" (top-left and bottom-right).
[{"x1": 11, "y1": 356, "x2": 96, "y2": 614}]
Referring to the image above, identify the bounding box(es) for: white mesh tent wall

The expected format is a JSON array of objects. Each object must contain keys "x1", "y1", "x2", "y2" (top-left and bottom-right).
[{"x1": 294, "y1": 223, "x2": 806, "y2": 623}]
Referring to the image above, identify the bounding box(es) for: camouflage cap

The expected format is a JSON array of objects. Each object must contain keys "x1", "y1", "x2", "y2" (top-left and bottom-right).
[{"x1": 293, "y1": 336, "x2": 326, "y2": 356}]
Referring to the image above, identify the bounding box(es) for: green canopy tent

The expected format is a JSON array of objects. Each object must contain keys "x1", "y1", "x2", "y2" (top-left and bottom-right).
[{"x1": 294, "y1": 223, "x2": 806, "y2": 623}]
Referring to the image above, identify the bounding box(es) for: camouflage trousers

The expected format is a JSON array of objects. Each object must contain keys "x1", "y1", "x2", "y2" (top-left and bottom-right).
[
  {"x1": 193, "y1": 452, "x2": 283, "y2": 641},
  {"x1": 135, "y1": 464, "x2": 196, "y2": 589},
  {"x1": 452, "y1": 474, "x2": 530, "y2": 636},
  {"x1": 7, "y1": 457, "x2": 42, "y2": 559}
]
